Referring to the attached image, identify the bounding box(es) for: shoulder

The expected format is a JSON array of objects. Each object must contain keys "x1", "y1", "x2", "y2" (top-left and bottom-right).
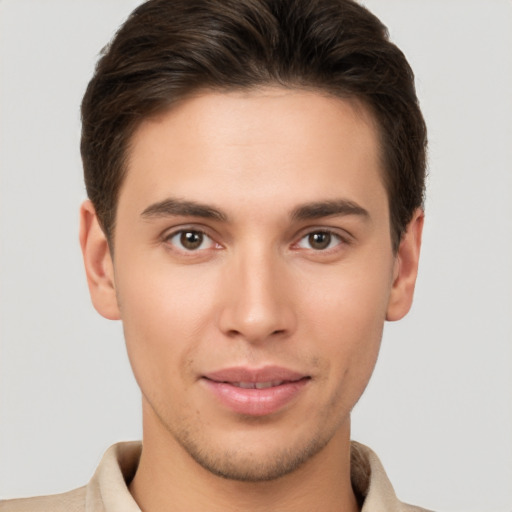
[
  {"x1": 400, "y1": 505, "x2": 433, "y2": 512},
  {"x1": 0, "y1": 442, "x2": 141, "y2": 512},
  {"x1": 0, "y1": 486, "x2": 86, "y2": 512},
  {"x1": 351, "y1": 442, "x2": 435, "y2": 512}
]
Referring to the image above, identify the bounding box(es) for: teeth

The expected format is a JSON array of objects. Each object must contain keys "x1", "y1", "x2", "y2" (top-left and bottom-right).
[
  {"x1": 255, "y1": 381, "x2": 274, "y2": 389},
  {"x1": 237, "y1": 382, "x2": 255, "y2": 389},
  {"x1": 233, "y1": 381, "x2": 283, "y2": 389}
]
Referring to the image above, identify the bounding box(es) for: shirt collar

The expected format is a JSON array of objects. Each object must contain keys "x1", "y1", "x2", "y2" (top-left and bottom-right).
[{"x1": 85, "y1": 441, "x2": 407, "y2": 512}]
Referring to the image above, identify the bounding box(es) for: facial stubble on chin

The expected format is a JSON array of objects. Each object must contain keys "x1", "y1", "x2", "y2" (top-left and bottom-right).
[
  {"x1": 151, "y1": 383, "x2": 350, "y2": 483},
  {"x1": 142, "y1": 348, "x2": 368, "y2": 482},
  {"x1": 173, "y1": 420, "x2": 335, "y2": 482}
]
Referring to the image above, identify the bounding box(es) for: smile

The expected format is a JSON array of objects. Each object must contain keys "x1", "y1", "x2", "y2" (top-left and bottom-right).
[
  {"x1": 202, "y1": 367, "x2": 310, "y2": 416},
  {"x1": 231, "y1": 381, "x2": 285, "y2": 389}
]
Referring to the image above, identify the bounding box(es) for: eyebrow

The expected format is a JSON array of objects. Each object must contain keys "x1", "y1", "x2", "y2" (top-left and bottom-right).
[
  {"x1": 141, "y1": 198, "x2": 228, "y2": 221},
  {"x1": 291, "y1": 199, "x2": 370, "y2": 221},
  {"x1": 141, "y1": 197, "x2": 369, "y2": 223}
]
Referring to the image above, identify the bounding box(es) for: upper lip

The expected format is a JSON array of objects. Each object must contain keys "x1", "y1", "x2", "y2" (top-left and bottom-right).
[{"x1": 203, "y1": 366, "x2": 308, "y2": 384}]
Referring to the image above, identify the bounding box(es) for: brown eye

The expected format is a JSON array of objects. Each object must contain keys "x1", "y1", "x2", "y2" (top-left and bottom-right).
[
  {"x1": 167, "y1": 230, "x2": 215, "y2": 251},
  {"x1": 180, "y1": 231, "x2": 203, "y2": 250},
  {"x1": 308, "y1": 232, "x2": 332, "y2": 250},
  {"x1": 296, "y1": 230, "x2": 342, "y2": 251}
]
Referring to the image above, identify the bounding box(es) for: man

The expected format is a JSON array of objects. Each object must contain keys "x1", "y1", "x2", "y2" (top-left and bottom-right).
[{"x1": 2, "y1": 0, "x2": 429, "y2": 510}]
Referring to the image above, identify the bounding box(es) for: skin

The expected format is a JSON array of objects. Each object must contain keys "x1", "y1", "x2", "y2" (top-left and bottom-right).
[{"x1": 80, "y1": 88, "x2": 423, "y2": 512}]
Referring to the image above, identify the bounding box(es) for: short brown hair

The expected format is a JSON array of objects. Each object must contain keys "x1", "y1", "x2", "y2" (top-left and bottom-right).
[{"x1": 81, "y1": 0, "x2": 427, "y2": 251}]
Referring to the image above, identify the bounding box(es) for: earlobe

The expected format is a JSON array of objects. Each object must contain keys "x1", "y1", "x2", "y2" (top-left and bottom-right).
[
  {"x1": 79, "y1": 200, "x2": 121, "y2": 320},
  {"x1": 386, "y1": 209, "x2": 424, "y2": 322}
]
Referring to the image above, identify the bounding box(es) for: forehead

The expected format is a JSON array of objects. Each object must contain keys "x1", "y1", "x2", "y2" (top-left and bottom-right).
[{"x1": 120, "y1": 87, "x2": 387, "y2": 220}]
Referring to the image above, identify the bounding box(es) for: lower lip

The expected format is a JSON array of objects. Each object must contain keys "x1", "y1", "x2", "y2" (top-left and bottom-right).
[{"x1": 202, "y1": 378, "x2": 310, "y2": 416}]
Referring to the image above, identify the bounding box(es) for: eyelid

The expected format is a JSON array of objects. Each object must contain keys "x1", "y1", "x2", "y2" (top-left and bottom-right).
[
  {"x1": 159, "y1": 223, "x2": 353, "y2": 253},
  {"x1": 292, "y1": 226, "x2": 353, "y2": 251},
  {"x1": 161, "y1": 224, "x2": 222, "y2": 252}
]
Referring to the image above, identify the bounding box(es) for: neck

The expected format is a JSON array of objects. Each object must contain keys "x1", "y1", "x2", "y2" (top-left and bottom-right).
[{"x1": 129, "y1": 403, "x2": 359, "y2": 512}]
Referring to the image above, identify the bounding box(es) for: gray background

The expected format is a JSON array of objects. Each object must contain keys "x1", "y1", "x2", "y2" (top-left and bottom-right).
[{"x1": 1, "y1": 1, "x2": 511, "y2": 510}]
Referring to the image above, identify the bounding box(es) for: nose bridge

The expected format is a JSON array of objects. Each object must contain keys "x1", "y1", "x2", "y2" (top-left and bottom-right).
[{"x1": 219, "y1": 240, "x2": 295, "y2": 342}]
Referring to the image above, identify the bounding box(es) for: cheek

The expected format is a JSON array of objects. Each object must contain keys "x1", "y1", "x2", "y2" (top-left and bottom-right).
[
  {"x1": 300, "y1": 256, "x2": 393, "y2": 335},
  {"x1": 299, "y1": 259, "x2": 392, "y2": 387},
  {"x1": 114, "y1": 259, "x2": 221, "y2": 391}
]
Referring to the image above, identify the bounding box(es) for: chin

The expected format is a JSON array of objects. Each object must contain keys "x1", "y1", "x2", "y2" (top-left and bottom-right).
[{"x1": 172, "y1": 422, "x2": 337, "y2": 482}]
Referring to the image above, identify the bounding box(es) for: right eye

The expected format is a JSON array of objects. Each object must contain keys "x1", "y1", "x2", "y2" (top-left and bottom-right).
[{"x1": 165, "y1": 229, "x2": 217, "y2": 252}]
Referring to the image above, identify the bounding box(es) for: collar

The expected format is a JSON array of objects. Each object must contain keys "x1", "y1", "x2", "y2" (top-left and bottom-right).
[{"x1": 85, "y1": 441, "x2": 419, "y2": 512}]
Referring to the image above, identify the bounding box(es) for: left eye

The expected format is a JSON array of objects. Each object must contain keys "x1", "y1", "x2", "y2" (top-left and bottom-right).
[
  {"x1": 296, "y1": 231, "x2": 342, "y2": 251},
  {"x1": 167, "y1": 230, "x2": 216, "y2": 251}
]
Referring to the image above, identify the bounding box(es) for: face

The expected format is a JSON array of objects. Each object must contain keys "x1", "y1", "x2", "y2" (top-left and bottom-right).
[{"x1": 81, "y1": 88, "x2": 422, "y2": 482}]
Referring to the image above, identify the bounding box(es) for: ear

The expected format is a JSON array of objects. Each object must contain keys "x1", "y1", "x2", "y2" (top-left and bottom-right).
[
  {"x1": 386, "y1": 208, "x2": 424, "y2": 322},
  {"x1": 79, "y1": 200, "x2": 121, "y2": 320}
]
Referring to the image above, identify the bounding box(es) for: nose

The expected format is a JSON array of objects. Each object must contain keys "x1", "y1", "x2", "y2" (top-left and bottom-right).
[{"x1": 217, "y1": 248, "x2": 297, "y2": 344}]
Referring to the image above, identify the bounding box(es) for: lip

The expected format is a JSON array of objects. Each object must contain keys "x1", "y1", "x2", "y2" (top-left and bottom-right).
[{"x1": 202, "y1": 366, "x2": 310, "y2": 416}]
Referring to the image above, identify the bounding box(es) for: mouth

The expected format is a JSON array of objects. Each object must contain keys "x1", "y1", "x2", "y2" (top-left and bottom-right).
[
  {"x1": 201, "y1": 366, "x2": 311, "y2": 416},
  {"x1": 228, "y1": 380, "x2": 292, "y2": 389},
  {"x1": 203, "y1": 365, "x2": 308, "y2": 384}
]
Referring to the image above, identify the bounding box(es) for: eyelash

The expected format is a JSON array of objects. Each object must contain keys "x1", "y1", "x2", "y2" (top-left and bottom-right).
[
  {"x1": 164, "y1": 228, "x2": 219, "y2": 252},
  {"x1": 294, "y1": 230, "x2": 347, "y2": 252},
  {"x1": 162, "y1": 227, "x2": 350, "y2": 254}
]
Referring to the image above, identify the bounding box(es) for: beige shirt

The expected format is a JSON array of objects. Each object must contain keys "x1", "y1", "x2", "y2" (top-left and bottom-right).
[{"x1": 1, "y1": 442, "x2": 432, "y2": 512}]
